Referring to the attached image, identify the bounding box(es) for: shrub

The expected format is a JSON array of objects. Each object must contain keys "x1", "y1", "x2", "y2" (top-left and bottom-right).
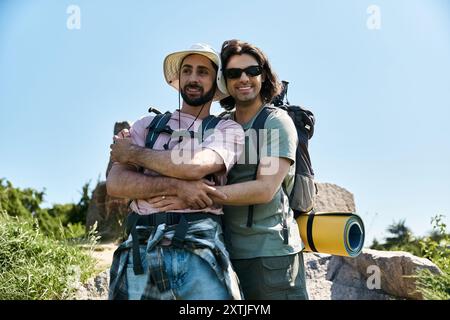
[
  {"x1": 0, "y1": 179, "x2": 91, "y2": 240},
  {"x1": 415, "y1": 215, "x2": 450, "y2": 300},
  {"x1": 0, "y1": 179, "x2": 44, "y2": 218},
  {"x1": 0, "y1": 212, "x2": 97, "y2": 299}
]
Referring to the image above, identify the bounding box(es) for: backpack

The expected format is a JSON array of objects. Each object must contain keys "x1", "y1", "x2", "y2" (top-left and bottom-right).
[{"x1": 272, "y1": 81, "x2": 316, "y2": 218}]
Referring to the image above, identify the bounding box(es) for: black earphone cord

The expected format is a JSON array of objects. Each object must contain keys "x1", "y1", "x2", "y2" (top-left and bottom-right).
[{"x1": 177, "y1": 73, "x2": 206, "y2": 142}]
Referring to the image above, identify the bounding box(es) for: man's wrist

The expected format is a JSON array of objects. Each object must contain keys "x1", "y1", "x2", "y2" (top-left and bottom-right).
[
  {"x1": 129, "y1": 144, "x2": 145, "y2": 166},
  {"x1": 170, "y1": 178, "x2": 184, "y2": 196}
]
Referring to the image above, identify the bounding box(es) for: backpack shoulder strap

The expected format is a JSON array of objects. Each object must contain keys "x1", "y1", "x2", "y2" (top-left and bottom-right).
[
  {"x1": 250, "y1": 106, "x2": 290, "y2": 243},
  {"x1": 250, "y1": 106, "x2": 275, "y2": 132},
  {"x1": 246, "y1": 106, "x2": 276, "y2": 228},
  {"x1": 218, "y1": 109, "x2": 234, "y2": 119},
  {"x1": 145, "y1": 112, "x2": 172, "y2": 149},
  {"x1": 200, "y1": 115, "x2": 222, "y2": 141}
]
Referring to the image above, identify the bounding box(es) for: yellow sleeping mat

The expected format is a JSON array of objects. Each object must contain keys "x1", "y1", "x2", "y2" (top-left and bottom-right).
[{"x1": 296, "y1": 211, "x2": 365, "y2": 257}]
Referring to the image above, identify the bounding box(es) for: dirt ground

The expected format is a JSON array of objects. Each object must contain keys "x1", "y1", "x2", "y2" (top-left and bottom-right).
[{"x1": 90, "y1": 243, "x2": 118, "y2": 272}]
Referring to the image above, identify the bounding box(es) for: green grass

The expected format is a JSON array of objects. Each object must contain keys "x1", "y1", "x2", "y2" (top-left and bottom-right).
[
  {"x1": 415, "y1": 268, "x2": 450, "y2": 300},
  {"x1": 0, "y1": 212, "x2": 97, "y2": 300}
]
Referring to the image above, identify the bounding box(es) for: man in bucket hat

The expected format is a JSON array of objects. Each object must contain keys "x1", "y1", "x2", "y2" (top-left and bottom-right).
[{"x1": 107, "y1": 43, "x2": 244, "y2": 300}]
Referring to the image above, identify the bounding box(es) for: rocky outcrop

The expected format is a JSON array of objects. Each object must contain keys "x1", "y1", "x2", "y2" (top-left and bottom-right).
[
  {"x1": 304, "y1": 249, "x2": 441, "y2": 300},
  {"x1": 86, "y1": 121, "x2": 131, "y2": 242},
  {"x1": 305, "y1": 252, "x2": 392, "y2": 300},
  {"x1": 85, "y1": 182, "x2": 129, "y2": 242},
  {"x1": 314, "y1": 182, "x2": 355, "y2": 213},
  {"x1": 340, "y1": 249, "x2": 441, "y2": 299},
  {"x1": 105, "y1": 121, "x2": 131, "y2": 178}
]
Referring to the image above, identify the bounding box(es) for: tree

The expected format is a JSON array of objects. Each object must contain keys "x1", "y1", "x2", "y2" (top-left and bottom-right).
[
  {"x1": 384, "y1": 219, "x2": 413, "y2": 247},
  {"x1": 0, "y1": 179, "x2": 45, "y2": 217},
  {"x1": 67, "y1": 181, "x2": 91, "y2": 225},
  {"x1": 0, "y1": 178, "x2": 91, "y2": 239}
]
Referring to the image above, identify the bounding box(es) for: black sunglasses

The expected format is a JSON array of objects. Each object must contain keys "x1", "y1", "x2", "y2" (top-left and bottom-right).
[{"x1": 224, "y1": 65, "x2": 263, "y2": 79}]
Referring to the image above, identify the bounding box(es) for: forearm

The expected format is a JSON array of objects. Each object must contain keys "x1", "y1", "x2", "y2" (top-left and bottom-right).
[
  {"x1": 211, "y1": 157, "x2": 292, "y2": 206},
  {"x1": 212, "y1": 181, "x2": 275, "y2": 206},
  {"x1": 106, "y1": 164, "x2": 179, "y2": 199},
  {"x1": 129, "y1": 145, "x2": 223, "y2": 180}
]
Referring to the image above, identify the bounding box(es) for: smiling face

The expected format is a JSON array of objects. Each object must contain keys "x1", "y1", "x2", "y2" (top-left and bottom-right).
[
  {"x1": 179, "y1": 54, "x2": 217, "y2": 107},
  {"x1": 224, "y1": 53, "x2": 264, "y2": 108}
]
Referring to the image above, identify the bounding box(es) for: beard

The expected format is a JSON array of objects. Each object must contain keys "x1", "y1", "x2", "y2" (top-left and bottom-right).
[{"x1": 180, "y1": 83, "x2": 216, "y2": 107}]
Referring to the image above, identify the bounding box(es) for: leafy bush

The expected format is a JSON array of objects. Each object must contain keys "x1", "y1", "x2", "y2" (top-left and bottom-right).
[
  {"x1": 0, "y1": 212, "x2": 97, "y2": 299},
  {"x1": 415, "y1": 215, "x2": 450, "y2": 300},
  {"x1": 0, "y1": 179, "x2": 45, "y2": 218},
  {"x1": 0, "y1": 178, "x2": 91, "y2": 240}
]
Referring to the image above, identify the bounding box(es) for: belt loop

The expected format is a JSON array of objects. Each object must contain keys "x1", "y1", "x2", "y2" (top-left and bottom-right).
[
  {"x1": 172, "y1": 215, "x2": 189, "y2": 248},
  {"x1": 149, "y1": 213, "x2": 156, "y2": 226},
  {"x1": 165, "y1": 212, "x2": 173, "y2": 225}
]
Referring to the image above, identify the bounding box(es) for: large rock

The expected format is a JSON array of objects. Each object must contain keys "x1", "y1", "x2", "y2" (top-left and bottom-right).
[
  {"x1": 304, "y1": 249, "x2": 441, "y2": 300},
  {"x1": 106, "y1": 121, "x2": 131, "y2": 178},
  {"x1": 304, "y1": 252, "x2": 393, "y2": 300},
  {"x1": 85, "y1": 182, "x2": 129, "y2": 242},
  {"x1": 341, "y1": 249, "x2": 442, "y2": 299},
  {"x1": 86, "y1": 121, "x2": 131, "y2": 242},
  {"x1": 314, "y1": 182, "x2": 356, "y2": 212}
]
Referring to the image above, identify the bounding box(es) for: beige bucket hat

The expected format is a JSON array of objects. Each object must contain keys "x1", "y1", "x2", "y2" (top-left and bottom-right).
[{"x1": 163, "y1": 43, "x2": 229, "y2": 101}]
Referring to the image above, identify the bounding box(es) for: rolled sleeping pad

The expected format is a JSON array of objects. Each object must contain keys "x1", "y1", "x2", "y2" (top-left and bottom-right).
[{"x1": 296, "y1": 211, "x2": 365, "y2": 257}]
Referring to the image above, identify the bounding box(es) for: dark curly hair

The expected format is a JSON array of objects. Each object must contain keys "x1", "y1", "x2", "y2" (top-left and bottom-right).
[{"x1": 219, "y1": 39, "x2": 282, "y2": 110}]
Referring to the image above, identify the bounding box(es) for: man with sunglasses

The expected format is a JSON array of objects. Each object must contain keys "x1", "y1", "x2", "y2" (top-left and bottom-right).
[
  {"x1": 215, "y1": 39, "x2": 308, "y2": 300},
  {"x1": 150, "y1": 40, "x2": 309, "y2": 300}
]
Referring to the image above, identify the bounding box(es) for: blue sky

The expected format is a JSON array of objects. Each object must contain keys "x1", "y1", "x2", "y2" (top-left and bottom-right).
[{"x1": 1, "y1": 0, "x2": 449, "y2": 246}]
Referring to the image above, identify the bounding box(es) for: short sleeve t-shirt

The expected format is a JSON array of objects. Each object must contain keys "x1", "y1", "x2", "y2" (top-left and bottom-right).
[
  {"x1": 223, "y1": 105, "x2": 303, "y2": 259},
  {"x1": 128, "y1": 110, "x2": 245, "y2": 215}
]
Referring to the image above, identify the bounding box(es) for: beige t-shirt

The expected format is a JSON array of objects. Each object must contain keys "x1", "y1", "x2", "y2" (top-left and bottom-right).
[{"x1": 128, "y1": 110, "x2": 245, "y2": 215}]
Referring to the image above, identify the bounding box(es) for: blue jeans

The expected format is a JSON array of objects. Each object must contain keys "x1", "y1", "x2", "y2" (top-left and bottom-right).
[{"x1": 126, "y1": 244, "x2": 231, "y2": 300}]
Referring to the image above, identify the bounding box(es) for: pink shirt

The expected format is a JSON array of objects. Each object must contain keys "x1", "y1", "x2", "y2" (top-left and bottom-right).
[{"x1": 128, "y1": 110, "x2": 244, "y2": 215}]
